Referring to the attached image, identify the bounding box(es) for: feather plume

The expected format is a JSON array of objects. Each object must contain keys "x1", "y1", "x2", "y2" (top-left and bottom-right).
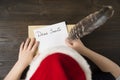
[{"x1": 68, "y1": 6, "x2": 114, "y2": 39}]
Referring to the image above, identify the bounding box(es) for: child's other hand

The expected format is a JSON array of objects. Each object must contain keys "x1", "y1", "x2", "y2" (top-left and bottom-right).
[
  {"x1": 17, "y1": 38, "x2": 39, "y2": 68},
  {"x1": 65, "y1": 38, "x2": 86, "y2": 53}
]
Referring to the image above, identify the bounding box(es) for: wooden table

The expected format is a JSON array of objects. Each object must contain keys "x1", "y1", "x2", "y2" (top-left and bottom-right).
[{"x1": 0, "y1": 0, "x2": 120, "y2": 79}]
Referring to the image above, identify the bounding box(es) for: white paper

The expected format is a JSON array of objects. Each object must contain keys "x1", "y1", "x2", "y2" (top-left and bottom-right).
[{"x1": 34, "y1": 21, "x2": 68, "y2": 53}]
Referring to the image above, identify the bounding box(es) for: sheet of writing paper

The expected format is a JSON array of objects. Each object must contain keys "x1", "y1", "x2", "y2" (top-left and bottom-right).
[{"x1": 34, "y1": 21, "x2": 68, "y2": 53}]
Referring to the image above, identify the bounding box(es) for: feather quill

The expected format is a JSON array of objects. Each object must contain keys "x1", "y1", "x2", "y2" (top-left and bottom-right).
[{"x1": 68, "y1": 6, "x2": 114, "y2": 39}]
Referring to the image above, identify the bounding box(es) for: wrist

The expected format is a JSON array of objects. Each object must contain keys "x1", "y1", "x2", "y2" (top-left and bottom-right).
[{"x1": 16, "y1": 61, "x2": 28, "y2": 71}]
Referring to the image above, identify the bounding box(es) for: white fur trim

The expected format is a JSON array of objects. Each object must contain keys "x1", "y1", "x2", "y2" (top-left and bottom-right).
[{"x1": 25, "y1": 46, "x2": 92, "y2": 80}]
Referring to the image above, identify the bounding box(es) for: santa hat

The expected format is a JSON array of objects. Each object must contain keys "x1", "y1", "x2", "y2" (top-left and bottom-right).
[{"x1": 25, "y1": 46, "x2": 92, "y2": 80}]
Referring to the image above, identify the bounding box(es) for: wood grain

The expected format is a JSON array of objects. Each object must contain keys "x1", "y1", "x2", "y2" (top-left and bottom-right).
[{"x1": 0, "y1": 0, "x2": 120, "y2": 79}]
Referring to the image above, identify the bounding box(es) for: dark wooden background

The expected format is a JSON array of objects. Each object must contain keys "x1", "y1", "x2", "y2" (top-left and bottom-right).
[{"x1": 0, "y1": 0, "x2": 120, "y2": 79}]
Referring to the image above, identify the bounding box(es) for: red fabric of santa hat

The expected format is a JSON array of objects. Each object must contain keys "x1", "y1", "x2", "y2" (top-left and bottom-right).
[{"x1": 25, "y1": 46, "x2": 92, "y2": 80}]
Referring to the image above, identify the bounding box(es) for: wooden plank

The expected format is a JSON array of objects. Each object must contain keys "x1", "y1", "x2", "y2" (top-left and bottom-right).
[
  {"x1": 0, "y1": 60, "x2": 16, "y2": 79},
  {"x1": 0, "y1": 0, "x2": 120, "y2": 79}
]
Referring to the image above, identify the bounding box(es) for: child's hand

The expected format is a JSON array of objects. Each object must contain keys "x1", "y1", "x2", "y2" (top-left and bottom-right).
[
  {"x1": 65, "y1": 38, "x2": 86, "y2": 53},
  {"x1": 17, "y1": 38, "x2": 39, "y2": 68}
]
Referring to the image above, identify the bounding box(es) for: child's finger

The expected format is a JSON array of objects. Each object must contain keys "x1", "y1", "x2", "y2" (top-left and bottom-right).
[
  {"x1": 65, "y1": 38, "x2": 73, "y2": 47},
  {"x1": 27, "y1": 38, "x2": 35, "y2": 50},
  {"x1": 31, "y1": 41, "x2": 39, "y2": 53},
  {"x1": 23, "y1": 38, "x2": 31, "y2": 50},
  {"x1": 19, "y1": 41, "x2": 24, "y2": 53}
]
